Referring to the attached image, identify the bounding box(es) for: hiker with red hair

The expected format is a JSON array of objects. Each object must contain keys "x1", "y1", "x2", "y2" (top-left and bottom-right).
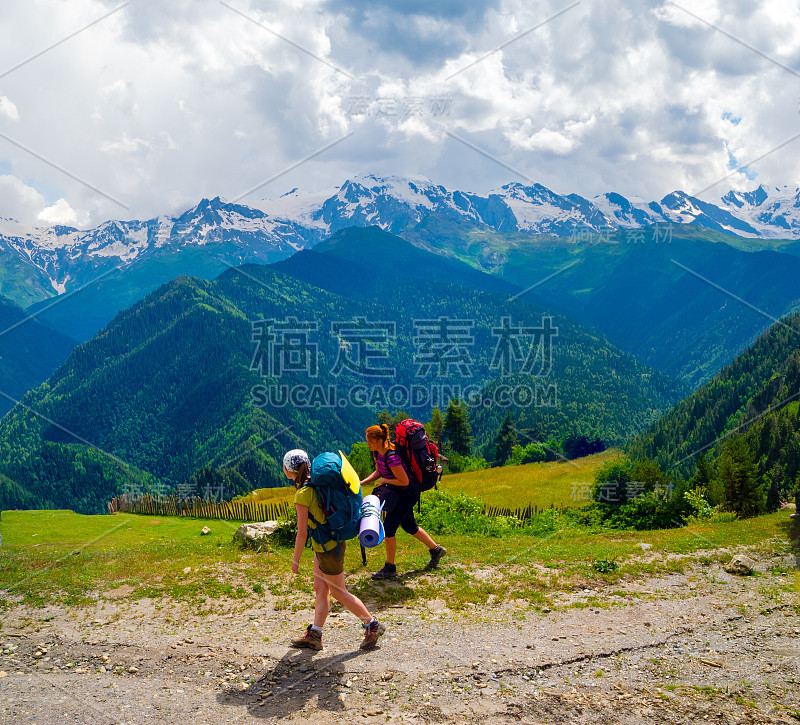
[{"x1": 361, "y1": 424, "x2": 446, "y2": 580}]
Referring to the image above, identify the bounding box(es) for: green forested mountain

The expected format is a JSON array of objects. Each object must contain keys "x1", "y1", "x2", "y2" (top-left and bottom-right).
[
  {"x1": 278, "y1": 227, "x2": 684, "y2": 449},
  {"x1": 628, "y1": 310, "x2": 800, "y2": 488},
  {"x1": 0, "y1": 228, "x2": 683, "y2": 513},
  {"x1": 0, "y1": 294, "x2": 77, "y2": 417},
  {"x1": 405, "y1": 222, "x2": 800, "y2": 388},
  {"x1": 13, "y1": 218, "x2": 800, "y2": 394}
]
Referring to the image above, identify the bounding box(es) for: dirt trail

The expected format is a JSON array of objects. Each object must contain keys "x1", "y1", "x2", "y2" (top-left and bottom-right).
[{"x1": 1, "y1": 550, "x2": 798, "y2": 724}]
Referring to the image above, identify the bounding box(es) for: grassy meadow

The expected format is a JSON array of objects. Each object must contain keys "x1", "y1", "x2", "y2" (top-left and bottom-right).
[
  {"x1": 1, "y1": 505, "x2": 796, "y2": 615},
  {"x1": 1, "y1": 450, "x2": 795, "y2": 614}
]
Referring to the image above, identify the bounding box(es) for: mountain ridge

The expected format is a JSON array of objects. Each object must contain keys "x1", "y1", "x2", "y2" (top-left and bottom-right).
[{"x1": 4, "y1": 175, "x2": 800, "y2": 312}]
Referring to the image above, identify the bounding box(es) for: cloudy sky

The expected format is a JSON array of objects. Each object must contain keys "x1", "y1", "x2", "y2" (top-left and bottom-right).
[{"x1": 0, "y1": 0, "x2": 798, "y2": 227}]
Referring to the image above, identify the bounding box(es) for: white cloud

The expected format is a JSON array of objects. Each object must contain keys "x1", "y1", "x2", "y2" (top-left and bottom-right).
[
  {"x1": 0, "y1": 95, "x2": 19, "y2": 121},
  {"x1": 37, "y1": 198, "x2": 89, "y2": 227},
  {"x1": 0, "y1": 0, "x2": 798, "y2": 225},
  {"x1": 100, "y1": 132, "x2": 153, "y2": 155},
  {"x1": 0, "y1": 175, "x2": 45, "y2": 221},
  {"x1": 0, "y1": 176, "x2": 90, "y2": 228}
]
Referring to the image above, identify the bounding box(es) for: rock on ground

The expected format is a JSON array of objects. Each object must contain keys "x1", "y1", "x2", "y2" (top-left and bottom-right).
[
  {"x1": 724, "y1": 553, "x2": 757, "y2": 575},
  {"x1": 233, "y1": 521, "x2": 279, "y2": 548}
]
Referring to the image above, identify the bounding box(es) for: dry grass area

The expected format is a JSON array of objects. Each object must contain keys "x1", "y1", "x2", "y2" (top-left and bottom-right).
[{"x1": 443, "y1": 449, "x2": 621, "y2": 509}]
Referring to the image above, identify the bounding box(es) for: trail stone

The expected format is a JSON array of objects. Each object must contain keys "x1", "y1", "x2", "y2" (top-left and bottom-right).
[
  {"x1": 637, "y1": 543, "x2": 652, "y2": 551},
  {"x1": 724, "y1": 554, "x2": 757, "y2": 575},
  {"x1": 233, "y1": 521, "x2": 280, "y2": 548}
]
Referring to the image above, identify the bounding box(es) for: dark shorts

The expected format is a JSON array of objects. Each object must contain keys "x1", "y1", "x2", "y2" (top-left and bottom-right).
[
  {"x1": 374, "y1": 483, "x2": 420, "y2": 538},
  {"x1": 315, "y1": 542, "x2": 346, "y2": 576}
]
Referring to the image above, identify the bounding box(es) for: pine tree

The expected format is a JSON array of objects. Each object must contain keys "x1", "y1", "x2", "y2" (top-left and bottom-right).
[
  {"x1": 443, "y1": 398, "x2": 472, "y2": 456},
  {"x1": 426, "y1": 407, "x2": 444, "y2": 445},
  {"x1": 765, "y1": 463, "x2": 784, "y2": 511},
  {"x1": 493, "y1": 412, "x2": 517, "y2": 466},
  {"x1": 715, "y1": 438, "x2": 764, "y2": 517},
  {"x1": 691, "y1": 455, "x2": 711, "y2": 487}
]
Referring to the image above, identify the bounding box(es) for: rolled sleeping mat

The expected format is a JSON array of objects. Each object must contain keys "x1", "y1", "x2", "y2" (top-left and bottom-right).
[{"x1": 359, "y1": 494, "x2": 385, "y2": 547}]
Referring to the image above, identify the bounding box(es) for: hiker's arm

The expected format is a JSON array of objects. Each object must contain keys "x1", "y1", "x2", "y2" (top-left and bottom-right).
[
  {"x1": 361, "y1": 471, "x2": 381, "y2": 486},
  {"x1": 292, "y1": 503, "x2": 308, "y2": 575},
  {"x1": 389, "y1": 464, "x2": 410, "y2": 486}
]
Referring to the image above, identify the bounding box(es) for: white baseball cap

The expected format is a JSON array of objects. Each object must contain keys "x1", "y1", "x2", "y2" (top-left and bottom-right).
[{"x1": 282, "y1": 449, "x2": 310, "y2": 473}]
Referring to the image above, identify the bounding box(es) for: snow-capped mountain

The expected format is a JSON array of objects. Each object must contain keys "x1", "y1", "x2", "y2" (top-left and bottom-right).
[
  {"x1": 0, "y1": 197, "x2": 319, "y2": 294},
  {"x1": 3, "y1": 175, "x2": 800, "y2": 305},
  {"x1": 719, "y1": 184, "x2": 800, "y2": 238},
  {"x1": 260, "y1": 174, "x2": 800, "y2": 240}
]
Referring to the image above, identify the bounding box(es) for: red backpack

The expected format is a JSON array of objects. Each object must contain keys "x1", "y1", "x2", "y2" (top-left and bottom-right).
[{"x1": 394, "y1": 419, "x2": 442, "y2": 493}]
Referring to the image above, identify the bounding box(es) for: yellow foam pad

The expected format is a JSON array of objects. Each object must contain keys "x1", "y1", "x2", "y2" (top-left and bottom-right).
[{"x1": 338, "y1": 450, "x2": 362, "y2": 495}]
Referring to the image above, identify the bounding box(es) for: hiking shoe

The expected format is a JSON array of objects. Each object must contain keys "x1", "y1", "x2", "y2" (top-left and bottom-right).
[
  {"x1": 425, "y1": 545, "x2": 447, "y2": 570},
  {"x1": 360, "y1": 620, "x2": 386, "y2": 650},
  {"x1": 290, "y1": 625, "x2": 322, "y2": 650},
  {"x1": 371, "y1": 563, "x2": 397, "y2": 580}
]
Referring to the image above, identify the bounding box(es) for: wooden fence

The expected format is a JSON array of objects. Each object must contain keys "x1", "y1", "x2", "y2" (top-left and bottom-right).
[
  {"x1": 109, "y1": 494, "x2": 564, "y2": 524},
  {"x1": 109, "y1": 493, "x2": 291, "y2": 522},
  {"x1": 482, "y1": 503, "x2": 564, "y2": 521}
]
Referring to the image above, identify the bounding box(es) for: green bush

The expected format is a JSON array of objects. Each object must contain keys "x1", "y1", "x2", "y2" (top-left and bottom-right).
[
  {"x1": 271, "y1": 508, "x2": 298, "y2": 548},
  {"x1": 593, "y1": 557, "x2": 618, "y2": 573},
  {"x1": 508, "y1": 442, "x2": 547, "y2": 466},
  {"x1": 519, "y1": 507, "x2": 573, "y2": 536},
  {"x1": 443, "y1": 449, "x2": 490, "y2": 474},
  {"x1": 588, "y1": 455, "x2": 691, "y2": 529},
  {"x1": 417, "y1": 489, "x2": 516, "y2": 537},
  {"x1": 683, "y1": 486, "x2": 715, "y2": 524},
  {"x1": 708, "y1": 511, "x2": 738, "y2": 523}
]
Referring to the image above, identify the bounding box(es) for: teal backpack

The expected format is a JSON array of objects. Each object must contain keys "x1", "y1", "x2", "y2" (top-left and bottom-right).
[{"x1": 305, "y1": 451, "x2": 364, "y2": 551}]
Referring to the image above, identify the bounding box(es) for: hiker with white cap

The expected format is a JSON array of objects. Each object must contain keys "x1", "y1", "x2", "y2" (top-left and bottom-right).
[{"x1": 283, "y1": 448, "x2": 386, "y2": 651}]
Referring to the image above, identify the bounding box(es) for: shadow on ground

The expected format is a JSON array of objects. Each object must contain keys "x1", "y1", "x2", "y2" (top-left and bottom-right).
[
  {"x1": 348, "y1": 566, "x2": 438, "y2": 613},
  {"x1": 218, "y1": 646, "x2": 372, "y2": 719},
  {"x1": 779, "y1": 515, "x2": 800, "y2": 569}
]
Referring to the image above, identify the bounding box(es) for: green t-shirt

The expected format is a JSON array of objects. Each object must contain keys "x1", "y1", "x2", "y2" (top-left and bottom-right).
[{"x1": 294, "y1": 485, "x2": 337, "y2": 553}]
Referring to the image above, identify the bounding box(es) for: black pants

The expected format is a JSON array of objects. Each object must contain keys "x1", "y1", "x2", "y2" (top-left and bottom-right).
[{"x1": 373, "y1": 483, "x2": 420, "y2": 538}]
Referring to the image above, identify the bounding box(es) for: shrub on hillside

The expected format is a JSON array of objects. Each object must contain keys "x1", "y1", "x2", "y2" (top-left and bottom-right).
[
  {"x1": 683, "y1": 487, "x2": 715, "y2": 524},
  {"x1": 271, "y1": 507, "x2": 298, "y2": 548},
  {"x1": 443, "y1": 449, "x2": 490, "y2": 474},
  {"x1": 507, "y1": 442, "x2": 547, "y2": 466},
  {"x1": 588, "y1": 455, "x2": 691, "y2": 529},
  {"x1": 417, "y1": 489, "x2": 516, "y2": 537}
]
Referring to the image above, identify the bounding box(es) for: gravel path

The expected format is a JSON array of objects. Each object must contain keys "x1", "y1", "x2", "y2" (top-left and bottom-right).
[{"x1": 1, "y1": 550, "x2": 798, "y2": 724}]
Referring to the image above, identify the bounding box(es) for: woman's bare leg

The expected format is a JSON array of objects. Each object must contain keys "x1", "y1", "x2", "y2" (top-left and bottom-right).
[
  {"x1": 384, "y1": 536, "x2": 397, "y2": 565},
  {"x1": 322, "y1": 570, "x2": 372, "y2": 624},
  {"x1": 412, "y1": 527, "x2": 437, "y2": 549},
  {"x1": 312, "y1": 555, "x2": 330, "y2": 628}
]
